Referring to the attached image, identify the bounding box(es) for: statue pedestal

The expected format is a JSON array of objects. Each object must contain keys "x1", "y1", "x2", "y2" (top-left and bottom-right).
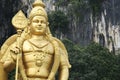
[{"x1": 0, "y1": 62, "x2": 7, "y2": 80}]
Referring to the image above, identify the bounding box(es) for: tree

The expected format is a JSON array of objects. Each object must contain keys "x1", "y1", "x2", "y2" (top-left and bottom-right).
[
  {"x1": 48, "y1": 10, "x2": 69, "y2": 38},
  {"x1": 62, "y1": 39, "x2": 120, "y2": 80}
]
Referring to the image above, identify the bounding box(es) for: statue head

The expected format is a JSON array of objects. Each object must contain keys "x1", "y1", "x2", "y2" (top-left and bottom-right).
[{"x1": 28, "y1": 0, "x2": 51, "y2": 36}]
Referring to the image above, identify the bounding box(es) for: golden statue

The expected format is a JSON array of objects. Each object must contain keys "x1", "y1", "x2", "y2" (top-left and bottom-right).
[{"x1": 0, "y1": 0, "x2": 71, "y2": 80}]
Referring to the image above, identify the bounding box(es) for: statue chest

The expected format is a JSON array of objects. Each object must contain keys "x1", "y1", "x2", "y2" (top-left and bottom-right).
[
  {"x1": 23, "y1": 39, "x2": 54, "y2": 55},
  {"x1": 22, "y1": 40, "x2": 54, "y2": 67}
]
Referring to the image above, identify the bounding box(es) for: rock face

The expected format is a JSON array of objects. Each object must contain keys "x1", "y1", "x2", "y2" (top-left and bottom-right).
[
  {"x1": 92, "y1": 0, "x2": 120, "y2": 53},
  {"x1": 0, "y1": 0, "x2": 120, "y2": 53},
  {"x1": 48, "y1": 0, "x2": 120, "y2": 53},
  {"x1": 0, "y1": 0, "x2": 25, "y2": 46}
]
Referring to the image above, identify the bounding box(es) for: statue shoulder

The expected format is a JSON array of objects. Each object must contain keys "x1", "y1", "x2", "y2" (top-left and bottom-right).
[
  {"x1": 22, "y1": 39, "x2": 33, "y2": 52},
  {"x1": 0, "y1": 34, "x2": 18, "y2": 62},
  {"x1": 0, "y1": 34, "x2": 17, "y2": 57},
  {"x1": 52, "y1": 37, "x2": 67, "y2": 52},
  {"x1": 23, "y1": 39, "x2": 31, "y2": 47}
]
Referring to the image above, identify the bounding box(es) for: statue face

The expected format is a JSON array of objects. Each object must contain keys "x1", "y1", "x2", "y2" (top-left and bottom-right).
[{"x1": 30, "y1": 16, "x2": 47, "y2": 35}]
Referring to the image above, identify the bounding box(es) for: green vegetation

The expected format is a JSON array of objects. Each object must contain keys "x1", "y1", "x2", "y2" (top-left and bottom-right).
[
  {"x1": 48, "y1": 10, "x2": 69, "y2": 37},
  {"x1": 89, "y1": 0, "x2": 105, "y2": 16},
  {"x1": 62, "y1": 39, "x2": 120, "y2": 80},
  {"x1": 54, "y1": 0, "x2": 105, "y2": 17}
]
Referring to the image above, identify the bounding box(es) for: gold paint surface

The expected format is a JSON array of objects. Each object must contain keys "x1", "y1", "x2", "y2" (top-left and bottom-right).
[{"x1": 0, "y1": 0, "x2": 71, "y2": 80}]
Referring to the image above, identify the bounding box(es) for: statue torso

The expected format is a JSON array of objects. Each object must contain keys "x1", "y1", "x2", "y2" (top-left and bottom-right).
[{"x1": 22, "y1": 38, "x2": 54, "y2": 78}]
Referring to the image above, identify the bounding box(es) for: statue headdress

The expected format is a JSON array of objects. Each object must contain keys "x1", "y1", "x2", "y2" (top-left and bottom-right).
[{"x1": 29, "y1": 0, "x2": 48, "y2": 21}]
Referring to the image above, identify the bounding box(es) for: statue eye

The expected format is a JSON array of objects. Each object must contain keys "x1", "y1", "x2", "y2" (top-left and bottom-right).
[
  {"x1": 33, "y1": 20, "x2": 39, "y2": 23},
  {"x1": 41, "y1": 21, "x2": 43, "y2": 23},
  {"x1": 41, "y1": 20, "x2": 46, "y2": 24}
]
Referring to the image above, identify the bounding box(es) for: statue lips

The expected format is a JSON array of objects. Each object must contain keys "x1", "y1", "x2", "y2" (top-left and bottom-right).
[
  {"x1": 36, "y1": 25, "x2": 46, "y2": 33},
  {"x1": 37, "y1": 26, "x2": 42, "y2": 30}
]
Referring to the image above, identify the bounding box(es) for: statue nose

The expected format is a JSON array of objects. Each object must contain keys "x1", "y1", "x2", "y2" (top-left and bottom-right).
[{"x1": 38, "y1": 22, "x2": 42, "y2": 25}]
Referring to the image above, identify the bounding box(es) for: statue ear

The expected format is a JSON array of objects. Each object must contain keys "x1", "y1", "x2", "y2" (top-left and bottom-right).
[{"x1": 47, "y1": 22, "x2": 49, "y2": 26}]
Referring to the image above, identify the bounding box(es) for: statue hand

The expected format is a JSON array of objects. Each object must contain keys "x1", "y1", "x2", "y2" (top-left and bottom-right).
[{"x1": 10, "y1": 46, "x2": 21, "y2": 54}]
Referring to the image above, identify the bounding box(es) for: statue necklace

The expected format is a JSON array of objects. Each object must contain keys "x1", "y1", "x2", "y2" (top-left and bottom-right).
[
  {"x1": 28, "y1": 38, "x2": 49, "y2": 48},
  {"x1": 28, "y1": 39, "x2": 49, "y2": 67}
]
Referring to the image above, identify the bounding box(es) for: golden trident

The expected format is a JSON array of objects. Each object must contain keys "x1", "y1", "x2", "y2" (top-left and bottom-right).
[{"x1": 12, "y1": 10, "x2": 28, "y2": 80}]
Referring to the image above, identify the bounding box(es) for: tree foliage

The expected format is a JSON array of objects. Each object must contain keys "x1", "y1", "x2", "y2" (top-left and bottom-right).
[
  {"x1": 88, "y1": 0, "x2": 106, "y2": 16},
  {"x1": 48, "y1": 10, "x2": 69, "y2": 37},
  {"x1": 55, "y1": 0, "x2": 106, "y2": 19},
  {"x1": 62, "y1": 39, "x2": 120, "y2": 80}
]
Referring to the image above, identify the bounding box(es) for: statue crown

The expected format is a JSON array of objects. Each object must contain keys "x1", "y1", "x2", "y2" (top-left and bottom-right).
[
  {"x1": 33, "y1": 0, "x2": 45, "y2": 8},
  {"x1": 29, "y1": 0, "x2": 48, "y2": 21}
]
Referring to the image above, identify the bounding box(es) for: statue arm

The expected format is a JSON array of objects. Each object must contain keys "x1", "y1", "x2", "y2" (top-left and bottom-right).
[
  {"x1": 3, "y1": 57, "x2": 16, "y2": 72},
  {"x1": 0, "y1": 54, "x2": 8, "y2": 80},
  {"x1": 59, "y1": 66, "x2": 69, "y2": 80},
  {"x1": 1, "y1": 43, "x2": 17, "y2": 72},
  {"x1": 59, "y1": 49, "x2": 70, "y2": 80}
]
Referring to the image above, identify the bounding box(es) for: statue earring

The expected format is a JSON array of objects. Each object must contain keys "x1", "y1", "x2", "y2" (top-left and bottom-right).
[{"x1": 47, "y1": 22, "x2": 49, "y2": 26}]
